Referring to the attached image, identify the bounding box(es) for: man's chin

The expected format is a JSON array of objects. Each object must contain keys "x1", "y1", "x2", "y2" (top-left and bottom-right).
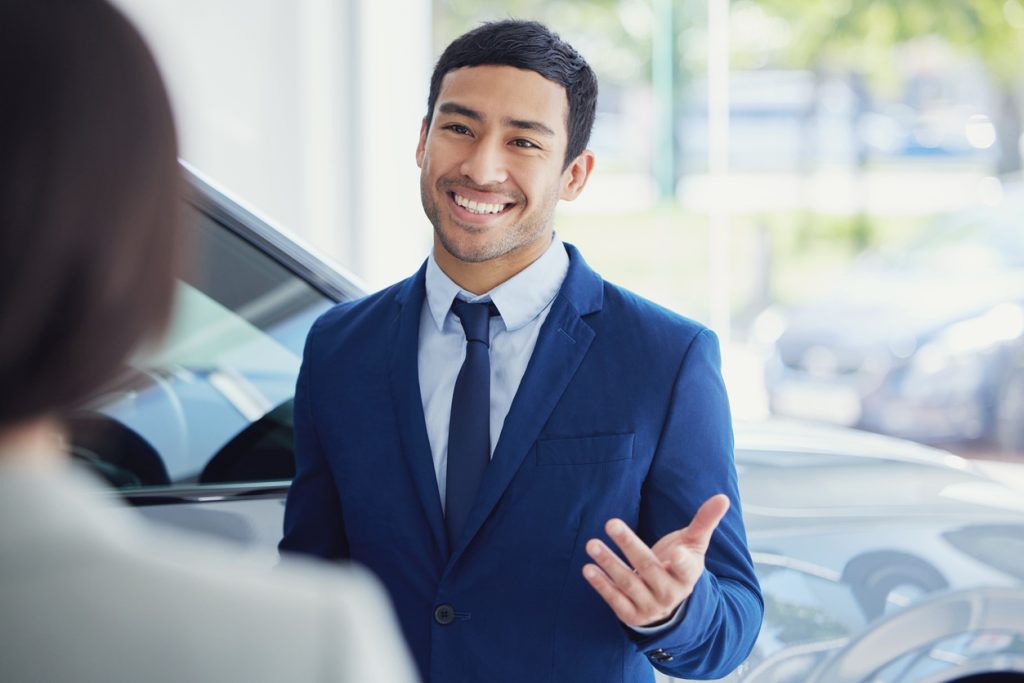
[
  {"x1": 433, "y1": 218, "x2": 550, "y2": 266},
  {"x1": 436, "y1": 236, "x2": 504, "y2": 264}
]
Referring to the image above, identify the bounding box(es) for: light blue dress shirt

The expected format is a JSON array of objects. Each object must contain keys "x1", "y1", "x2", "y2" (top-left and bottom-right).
[
  {"x1": 418, "y1": 236, "x2": 569, "y2": 508},
  {"x1": 417, "y1": 236, "x2": 684, "y2": 635}
]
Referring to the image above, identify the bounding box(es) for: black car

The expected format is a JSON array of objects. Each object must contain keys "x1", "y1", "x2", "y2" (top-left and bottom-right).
[{"x1": 72, "y1": 169, "x2": 1024, "y2": 682}]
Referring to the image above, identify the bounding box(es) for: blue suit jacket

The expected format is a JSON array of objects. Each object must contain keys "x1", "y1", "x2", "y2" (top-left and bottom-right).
[{"x1": 281, "y1": 244, "x2": 763, "y2": 682}]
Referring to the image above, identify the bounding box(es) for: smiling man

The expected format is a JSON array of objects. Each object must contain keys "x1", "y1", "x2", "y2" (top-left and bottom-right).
[{"x1": 281, "y1": 20, "x2": 763, "y2": 683}]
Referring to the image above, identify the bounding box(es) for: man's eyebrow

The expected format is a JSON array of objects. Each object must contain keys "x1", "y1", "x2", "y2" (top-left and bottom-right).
[
  {"x1": 437, "y1": 102, "x2": 556, "y2": 137},
  {"x1": 502, "y1": 117, "x2": 556, "y2": 137},
  {"x1": 438, "y1": 102, "x2": 482, "y2": 121}
]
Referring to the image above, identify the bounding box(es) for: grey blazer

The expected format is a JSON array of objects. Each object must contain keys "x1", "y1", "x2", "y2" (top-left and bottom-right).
[{"x1": 0, "y1": 462, "x2": 417, "y2": 683}]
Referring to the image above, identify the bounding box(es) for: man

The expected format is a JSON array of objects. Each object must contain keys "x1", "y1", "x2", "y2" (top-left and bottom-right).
[{"x1": 281, "y1": 19, "x2": 762, "y2": 682}]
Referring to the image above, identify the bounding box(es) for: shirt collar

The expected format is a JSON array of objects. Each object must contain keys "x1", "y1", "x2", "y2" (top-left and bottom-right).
[{"x1": 425, "y1": 235, "x2": 569, "y2": 333}]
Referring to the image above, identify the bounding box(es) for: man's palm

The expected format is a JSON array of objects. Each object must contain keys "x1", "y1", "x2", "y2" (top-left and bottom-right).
[
  {"x1": 583, "y1": 494, "x2": 731, "y2": 628},
  {"x1": 652, "y1": 494, "x2": 730, "y2": 590}
]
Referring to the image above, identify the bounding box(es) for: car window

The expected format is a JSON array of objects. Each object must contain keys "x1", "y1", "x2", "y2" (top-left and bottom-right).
[{"x1": 68, "y1": 203, "x2": 335, "y2": 490}]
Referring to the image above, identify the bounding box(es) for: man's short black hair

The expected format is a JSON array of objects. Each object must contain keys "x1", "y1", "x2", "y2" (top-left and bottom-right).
[{"x1": 426, "y1": 19, "x2": 598, "y2": 169}]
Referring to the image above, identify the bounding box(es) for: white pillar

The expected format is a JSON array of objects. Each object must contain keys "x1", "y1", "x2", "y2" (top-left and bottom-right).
[
  {"x1": 707, "y1": 0, "x2": 732, "y2": 342},
  {"x1": 353, "y1": 0, "x2": 434, "y2": 289}
]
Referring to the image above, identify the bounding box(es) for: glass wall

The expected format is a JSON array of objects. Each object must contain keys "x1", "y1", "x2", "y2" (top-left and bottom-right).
[
  {"x1": 436, "y1": 0, "x2": 1024, "y2": 465},
  {"x1": 114, "y1": 0, "x2": 1024, "y2": 461}
]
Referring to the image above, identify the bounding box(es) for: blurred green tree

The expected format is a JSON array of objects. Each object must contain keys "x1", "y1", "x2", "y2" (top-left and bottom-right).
[{"x1": 755, "y1": 0, "x2": 1024, "y2": 174}]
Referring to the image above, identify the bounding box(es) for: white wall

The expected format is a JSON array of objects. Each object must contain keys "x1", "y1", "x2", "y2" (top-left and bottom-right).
[{"x1": 114, "y1": 0, "x2": 433, "y2": 290}]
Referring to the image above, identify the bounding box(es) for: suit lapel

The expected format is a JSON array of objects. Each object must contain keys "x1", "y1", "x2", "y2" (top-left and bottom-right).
[
  {"x1": 448, "y1": 244, "x2": 603, "y2": 565},
  {"x1": 387, "y1": 264, "x2": 449, "y2": 558}
]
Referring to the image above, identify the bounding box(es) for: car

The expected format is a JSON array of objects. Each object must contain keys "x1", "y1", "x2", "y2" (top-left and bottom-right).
[
  {"x1": 70, "y1": 168, "x2": 1024, "y2": 682},
  {"x1": 704, "y1": 420, "x2": 1024, "y2": 683},
  {"x1": 759, "y1": 188, "x2": 1024, "y2": 451},
  {"x1": 69, "y1": 164, "x2": 360, "y2": 567}
]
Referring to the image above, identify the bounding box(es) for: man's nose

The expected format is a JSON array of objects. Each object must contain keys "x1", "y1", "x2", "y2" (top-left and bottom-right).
[{"x1": 460, "y1": 138, "x2": 508, "y2": 187}]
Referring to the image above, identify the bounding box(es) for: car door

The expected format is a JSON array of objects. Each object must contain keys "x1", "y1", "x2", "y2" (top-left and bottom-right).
[{"x1": 67, "y1": 166, "x2": 361, "y2": 567}]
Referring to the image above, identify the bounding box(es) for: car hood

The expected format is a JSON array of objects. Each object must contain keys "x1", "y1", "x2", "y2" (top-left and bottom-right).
[{"x1": 736, "y1": 420, "x2": 1024, "y2": 523}]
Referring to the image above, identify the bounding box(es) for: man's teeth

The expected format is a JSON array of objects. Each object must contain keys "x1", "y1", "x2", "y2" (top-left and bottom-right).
[{"x1": 453, "y1": 193, "x2": 507, "y2": 215}]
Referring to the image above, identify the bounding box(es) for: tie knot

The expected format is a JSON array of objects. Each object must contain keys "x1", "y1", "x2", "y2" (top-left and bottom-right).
[{"x1": 452, "y1": 299, "x2": 498, "y2": 344}]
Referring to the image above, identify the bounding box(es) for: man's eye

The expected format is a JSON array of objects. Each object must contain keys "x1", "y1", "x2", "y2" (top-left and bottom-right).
[
  {"x1": 511, "y1": 139, "x2": 538, "y2": 149},
  {"x1": 444, "y1": 124, "x2": 471, "y2": 135}
]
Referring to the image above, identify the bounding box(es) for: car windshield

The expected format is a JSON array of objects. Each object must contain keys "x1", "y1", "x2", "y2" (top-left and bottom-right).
[{"x1": 69, "y1": 203, "x2": 334, "y2": 489}]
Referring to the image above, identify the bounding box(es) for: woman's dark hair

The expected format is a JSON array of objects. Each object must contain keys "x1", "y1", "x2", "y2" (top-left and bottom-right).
[
  {"x1": 0, "y1": 0, "x2": 182, "y2": 428},
  {"x1": 425, "y1": 20, "x2": 598, "y2": 169}
]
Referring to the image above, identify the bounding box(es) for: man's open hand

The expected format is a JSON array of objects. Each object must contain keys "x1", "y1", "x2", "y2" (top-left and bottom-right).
[{"x1": 582, "y1": 494, "x2": 730, "y2": 628}]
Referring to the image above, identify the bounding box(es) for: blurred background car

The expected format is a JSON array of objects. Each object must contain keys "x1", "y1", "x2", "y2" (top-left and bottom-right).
[
  {"x1": 759, "y1": 187, "x2": 1024, "y2": 452},
  {"x1": 70, "y1": 172, "x2": 1024, "y2": 683}
]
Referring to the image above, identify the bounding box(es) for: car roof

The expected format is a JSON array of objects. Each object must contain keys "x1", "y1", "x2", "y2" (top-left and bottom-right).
[{"x1": 181, "y1": 161, "x2": 366, "y2": 303}]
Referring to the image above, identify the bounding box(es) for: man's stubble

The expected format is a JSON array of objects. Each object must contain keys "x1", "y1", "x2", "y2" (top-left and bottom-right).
[{"x1": 420, "y1": 174, "x2": 558, "y2": 265}]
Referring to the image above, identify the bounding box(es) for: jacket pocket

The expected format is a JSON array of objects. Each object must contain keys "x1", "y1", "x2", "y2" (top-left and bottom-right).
[{"x1": 535, "y1": 433, "x2": 635, "y2": 466}]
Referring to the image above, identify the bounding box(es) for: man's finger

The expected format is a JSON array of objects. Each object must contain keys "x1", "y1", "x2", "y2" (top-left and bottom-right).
[
  {"x1": 604, "y1": 519, "x2": 659, "y2": 575},
  {"x1": 582, "y1": 563, "x2": 639, "y2": 624},
  {"x1": 684, "y1": 494, "x2": 730, "y2": 552},
  {"x1": 586, "y1": 538, "x2": 661, "y2": 611},
  {"x1": 602, "y1": 520, "x2": 680, "y2": 602}
]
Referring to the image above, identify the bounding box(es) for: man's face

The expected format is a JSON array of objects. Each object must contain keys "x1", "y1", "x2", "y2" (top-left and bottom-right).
[{"x1": 417, "y1": 65, "x2": 590, "y2": 266}]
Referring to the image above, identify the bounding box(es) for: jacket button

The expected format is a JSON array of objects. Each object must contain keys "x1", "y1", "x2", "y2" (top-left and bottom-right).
[
  {"x1": 649, "y1": 648, "x2": 673, "y2": 662},
  {"x1": 434, "y1": 604, "x2": 455, "y2": 625}
]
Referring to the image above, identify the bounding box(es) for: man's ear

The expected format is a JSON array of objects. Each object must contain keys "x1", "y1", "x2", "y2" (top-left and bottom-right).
[
  {"x1": 416, "y1": 118, "x2": 428, "y2": 168},
  {"x1": 560, "y1": 150, "x2": 595, "y2": 201}
]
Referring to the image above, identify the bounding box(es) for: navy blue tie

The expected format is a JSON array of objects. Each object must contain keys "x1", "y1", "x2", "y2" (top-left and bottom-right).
[{"x1": 446, "y1": 299, "x2": 498, "y2": 546}]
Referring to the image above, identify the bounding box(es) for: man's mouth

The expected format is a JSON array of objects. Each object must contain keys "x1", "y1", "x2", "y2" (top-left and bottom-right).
[{"x1": 450, "y1": 192, "x2": 514, "y2": 216}]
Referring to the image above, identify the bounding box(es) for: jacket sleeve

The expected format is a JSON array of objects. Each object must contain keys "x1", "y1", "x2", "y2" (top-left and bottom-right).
[
  {"x1": 630, "y1": 328, "x2": 764, "y2": 679},
  {"x1": 279, "y1": 316, "x2": 350, "y2": 561}
]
